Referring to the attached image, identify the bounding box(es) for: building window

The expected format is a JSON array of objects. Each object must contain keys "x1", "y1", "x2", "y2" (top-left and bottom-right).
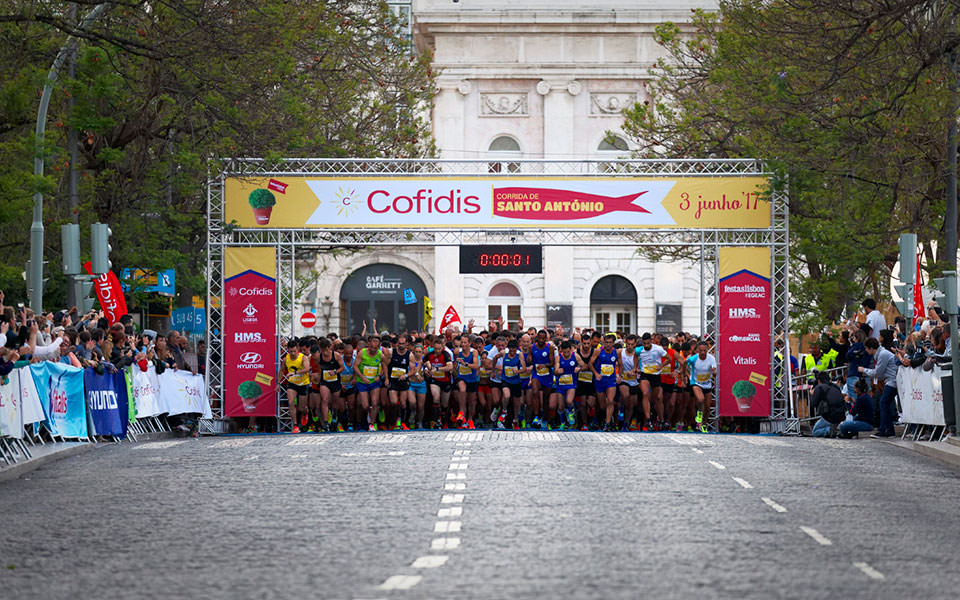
[
  {"x1": 487, "y1": 281, "x2": 522, "y2": 330},
  {"x1": 597, "y1": 135, "x2": 630, "y2": 173},
  {"x1": 488, "y1": 136, "x2": 521, "y2": 173}
]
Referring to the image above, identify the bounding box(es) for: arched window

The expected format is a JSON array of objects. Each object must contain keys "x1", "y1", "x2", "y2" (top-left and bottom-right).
[
  {"x1": 597, "y1": 135, "x2": 630, "y2": 173},
  {"x1": 487, "y1": 281, "x2": 522, "y2": 330},
  {"x1": 590, "y1": 275, "x2": 637, "y2": 333},
  {"x1": 598, "y1": 136, "x2": 629, "y2": 152},
  {"x1": 488, "y1": 136, "x2": 521, "y2": 173}
]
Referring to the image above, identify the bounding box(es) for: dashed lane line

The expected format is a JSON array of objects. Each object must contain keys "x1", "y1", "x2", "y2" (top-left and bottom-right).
[
  {"x1": 444, "y1": 483, "x2": 466, "y2": 491},
  {"x1": 411, "y1": 555, "x2": 449, "y2": 569},
  {"x1": 438, "y1": 507, "x2": 463, "y2": 518},
  {"x1": 377, "y1": 575, "x2": 422, "y2": 590},
  {"x1": 731, "y1": 477, "x2": 753, "y2": 489},
  {"x1": 440, "y1": 494, "x2": 464, "y2": 504},
  {"x1": 434, "y1": 521, "x2": 462, "y2": 533},
  {"x1": 800, "y1": 526, "x2": 833, "y2": 546},
  {"x1": 448, "y1": 462, "x2": 468, "y2": 470},
  {"x1": 708, "y1": 460, "x2": 726, "y2": 470},
  {"x1": 853, "y1": 561, "x2": 885, "y2": 580},
  {"x1": 691, "y1": 448, "x2": 704, "y2": 455},
  {"x1": 761, "y1": 497, "x2": 788, "y2": 513},
  {"x1": 446, "y1": 472, "x2": 466, "y2": 480},
  {"x1": 431, "y1": 537, "x2": 461, "y2": 551}
]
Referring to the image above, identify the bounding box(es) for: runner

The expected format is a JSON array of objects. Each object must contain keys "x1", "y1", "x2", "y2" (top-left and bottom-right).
[
  {"x1": 618, "y1": 334, "x2": 639, "y2": 431},
  {"x1": 485, "y1": 335, "x2": 506, "y2": 423},
  {"x1": 426, "y1": 336, "x2": 454, "y2": 428},
  {"x1": 660, "y1": 341, "x2": 681, "y2": 431},
  {"x1": 519, "y1": 333, "x2": 534, "y2": 428},
  {"x1": 355, "y1": 334, "x2": 385, "y2": 431},
  {"x1": 592, "y1": 333, "x2": 621, "y2": 431},
  {"x1": 340, "y1": 339, "x2": 357, "y2": 431},
  {"x1": 454, "y1": 335, "x2": 480, "y2": 429},
  {"x1": 310, "y1": 338, "x2": 344, "y2": 432},
  {"x1": 637, "y1": 332, "x2": 668, "y2": 431},
  {"x1": 282, "y1": 337, "x2": 310, "y2": 434},
  {"x1": 475, "y1": 336, "x2": 494, "y2": 426},
  {"x1": 529, "y1": 329, "x2": 555, "y2": 429},
  {"x1": 495, "y1": 339, "x2": 526, "y2": 429},
  {"x1": 408, "y1": 343, "x2": 428, "y2": 429},
  {"x1": 689, "y1": 340, "x2": 718, "y2": 433},
  {"x1": 387, "y1": 334, "x2": 413, "y2": 430},
  {"x1": 551, "y1": 340, "x2": 581, "y2": 429},
  {"x1": 575, "y1": 335, "x2": 599, "y2": 430}
]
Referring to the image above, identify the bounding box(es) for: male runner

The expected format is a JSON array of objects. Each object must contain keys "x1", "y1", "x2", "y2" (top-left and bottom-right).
[
  {"x1": 593, "y1": 333, "x2": 621, "y2": 431},
  {"x1": 529, "y1": 329, "x2": 555, "y2": 429},
  {"x1": 689, "y1": 341, "x2": 718, "y2": 433},
  {"x1": 310, "y1": 338, "x2": 344, "y2": 432},
  {"x1": 283, "y1": 337, "x2": 310, "y2": 434},
  {"x1": 551, "y1": 340, "x2": 582, "y2": 429},
  {"x1": 426, "y1": 336, "x2": 454, "y2": 428},
  {"x1": 495, "y1": 339, "x2": 526, "y2": 429},
  {"x1": 387, "y1": 334, "x2": 413, "y2": 430},
  {"x1": 355, "y1": 334, "x2": 385, "y2": 431},
  {"x1": 637, "y1": 332, "x2": 668, "y2": 431},
  {"x1": 618, "y1": 334, "x2": 640, "y2": 430},
  {"x1": 454, "y1": 335, "x2": 480, "y2": 428},
  {"x1": 575, "y1": 335, "x2": 599, "y2": 430}
]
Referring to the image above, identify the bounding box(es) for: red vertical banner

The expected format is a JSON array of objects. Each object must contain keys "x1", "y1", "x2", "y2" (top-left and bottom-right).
[
  {"x1": 717, "y1": 247, "x2": 772, "y2": 417},
  {"x1": 83, "y1": 261, "x2": 129, "y2": 325},
  {"x1": 223, "y1": 248, "x2": 277, "y2": 417}
]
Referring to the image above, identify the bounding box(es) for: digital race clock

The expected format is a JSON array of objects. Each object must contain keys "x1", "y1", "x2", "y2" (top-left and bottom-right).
[{"x1": 459, "y1": 245, "x2": 543, "y2": 274}]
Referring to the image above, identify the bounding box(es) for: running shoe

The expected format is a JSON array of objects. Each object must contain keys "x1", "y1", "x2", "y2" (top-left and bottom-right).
[
  {"x1": 368, "y1": 423, "x2": 377, "y2": 431},
  {"x1": 378, "y1": 409, "x2": 386, "y2": 424},
  {"x1": 695, "y1": 410, "x2": 703, "y2": 424},
  {"x1": 531, "y1": 416, "x2": 542, "y2": 429},
  {"x1": 490, "y1": 408, "x2": 500, "y2": 422},
  {"x1": 466, "y1": 420, "x2": 475, "y2": 430},
  {"x1": 401, "y1": 422, "x2": 410, "y2": 431},
  {"x1": 456, "y1": 411, "x2": 465, "y2": 424},
  {"x1": 589, "y1": 419, "x2": 599, "y2": 431},
  {"x1": 566, "y1": 410, "x2": 576, "y2": 426},
  {"x1": 312, "y1": 415, "x2": 319, "y2": 423},
  {"x1": 292, "y1": 425, "x2": 301, "y2": 434},
  {"x1": 675, "y1": 423, "x2": 684, "y2": 432},
  {"x1": 347, "y1": 424, "x2": 354, "y2": 432},
  {"x1": 395, "y1": 418, "x2": 402, "y2": 430},
  {"x1": 520, "y1": 419, "x2": 528, "y2": 429},
  {"x1": 337, "y1": 423, "x2": 345, "y2": 432},
  {"x1": 699, "y1": 423, "x2": 708, "y2": 433},
  {"x1": 498, "y1": 412, "x2": 507, "y2": 424},
  {"x1": 300, "y1": 414, "x2": 308, "y2": 427},
  {"x1": 497, "y1": 420, "x2": 506, "y2": 429},
  {"x1": 580, "y1": 424, "x2": 589, "y2": 431}
]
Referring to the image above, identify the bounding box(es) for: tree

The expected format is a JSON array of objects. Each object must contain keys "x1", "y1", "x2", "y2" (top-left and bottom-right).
[
  {"x1": 0, "y1": 0, "x2": 436, "y2": 308},
  {"x1": 621, "y1": 0, "x2": 957, "y2": 330}
]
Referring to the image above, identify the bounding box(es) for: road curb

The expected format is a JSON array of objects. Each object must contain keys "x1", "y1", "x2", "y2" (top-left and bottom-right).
[
  {"x1": 0, "y1": 443, "x2": 94, "y2": 484},
  {"x1": 883, "y1": 438, "x2": 960, "y2": 469}
]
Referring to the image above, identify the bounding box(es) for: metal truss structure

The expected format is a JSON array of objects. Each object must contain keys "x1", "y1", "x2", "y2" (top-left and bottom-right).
[{"x1": 206, "y1": 158, "x2": 793, "y2": 434}]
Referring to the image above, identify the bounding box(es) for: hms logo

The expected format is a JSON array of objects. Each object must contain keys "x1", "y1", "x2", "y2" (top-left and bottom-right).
[
  {"x1": 728, "y1": 308, "x2": 760, "y2": 319},
  {"x1": 235, "y1": 332, "x2": 265, "y2": 343}
]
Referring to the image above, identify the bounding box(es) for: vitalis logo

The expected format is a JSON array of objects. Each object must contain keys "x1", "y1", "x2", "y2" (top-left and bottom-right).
[
  {"x1": 235, "y1": 332, "x2": 266, "y2": 343},
  {"x1": 732, "y1": 356, "x2": 758, "y2": 366},
  {"x1": 729, "y1": 333, "x2": 763, "y2": 343}
]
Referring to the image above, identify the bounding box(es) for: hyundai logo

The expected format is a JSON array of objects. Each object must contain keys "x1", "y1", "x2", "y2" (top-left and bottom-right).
[{"x1": 240, "y1": 352, "x2": 262, "y2": 364}]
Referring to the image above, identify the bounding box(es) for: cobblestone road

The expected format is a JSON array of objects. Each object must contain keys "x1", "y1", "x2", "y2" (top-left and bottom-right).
[{"x1": 1, "y1": 432, "x2": 958, "y2": 599}]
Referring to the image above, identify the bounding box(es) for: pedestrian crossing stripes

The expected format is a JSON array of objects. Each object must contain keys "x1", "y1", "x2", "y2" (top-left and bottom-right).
[
  {"x1": 445, "y1": 432, "x2": 484, "y2": 442},
  {"x1": 366, "y1": 434, "x2": 408, "y2": 444},
  {"x1": 285, "y1": 437, "x2": 330, "y2": 446}
]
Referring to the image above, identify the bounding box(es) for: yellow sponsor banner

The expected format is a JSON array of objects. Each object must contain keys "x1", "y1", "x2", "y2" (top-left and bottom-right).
[
  {"x1": 224, "y1": 176, "x2": 770, "y2": 229},
  {"x1": 225, "y1": 246, "x2": 277, "y2": 279},
  {"x1": 718, "y1": 247, "x2": 771, "y2": 280}
]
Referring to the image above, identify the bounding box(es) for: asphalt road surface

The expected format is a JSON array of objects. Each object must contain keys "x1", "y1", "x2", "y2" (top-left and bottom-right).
[{"x1": 1, "y1": 431, "x2": 958, "y2": 599}]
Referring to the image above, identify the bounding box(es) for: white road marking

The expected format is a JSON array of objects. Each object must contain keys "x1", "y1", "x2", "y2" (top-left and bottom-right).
[
  {"x1": 242, "y1": 455, "x2": 259, "y2": 461},
  {"x1": 431, "y1": 537, "x2": 461, "y2": 551},
  {"x1": 378, "y1": 575, "x2": 422, "y2": 590},
  {"x1": 853, "y1": 561, "x2": 885, "y2": 580},
  {"x1": 340, "y1": 451, "x2": 406, "y2": 457},
  {"x1": 800, "y1": 526, "x2": 832, "y2": 546},
  {"x1": 434, "y1": 521, "x2": 462, "y2": 533},
  {"x1": 210, "y1": 438, "x2": 254, "y2": 448},
  {"x1": 708, "y1": 460, "x2": 726, "y2": 470},
  {"x1": 446, "y1": 432, "x2": 484, "y2": 442},
  {"x1": 411, "y1": 555, "x2": 449, "y2": 568},
  {"x1": 286, "y1": 437, "x2": 329, "y2": 446},
  {"x1": 289, "y1": 453, "x2": 309, "y2": 459},
  {"x1": 441, "y1": 494, "x2": 464, "y2": 504},
  {"x1": 136, "y1": 440, "x2": 185, "y2": 449},
  {"x1": 455, "y1": 443, "x2": 472, "y2": 447},
  {"x1": 741, "y1": 437, "x2": 791, "y2": 447},
  {"x1": 453, "y1": 450, "x2": 471, "y2": 456},
  {"x1": 691, "y1": 448, "x2": 704, "y2": 454},
  {"x1": 438, "y1": 507, "x2": 463, "y2": 518},
  {"x1": 446, "y1": 473, "x2": 466, "y2": 480},
  {"x1": 366, "y1": 434, "x2": 408, "y2": 444},
  {"x1": 731, "y1": 477, "x2": 753, "y2": 489},
  {"x1": 761, "y1": 497, "x2": 788, "y2": 513},
  {"x1": 444, "y1": 483, "x2": 466, "y2": 491},
  {"x1": 663, "y1": 433, "x2": 713, "y2": 446},
  {"x1": 448, "y1": 462, "x2": 468, "y2": 470}
]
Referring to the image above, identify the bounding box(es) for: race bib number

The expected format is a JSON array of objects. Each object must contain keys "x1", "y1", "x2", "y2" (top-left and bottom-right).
[
  {"x1": 622, "y1": 372, "x2": 636, "y2": 382},
  {"x1": 578, "y1": 371, "x2": 594, "y2": 382},
  {"x1": 504, "y1": 367, "x2": 518, "y2": 378},
  {"x1": 600, "y1": 364, "x2": 615, "y2": 377},
  {"x1": 459, "y1": 364, "x2": 473, "y2": 376},
  {"x1": 536, "y1": 365, "x2": 550, "y2": 376},
  {"x1": 559, "y1": 374, "x2": 573, "y2": 386},
  {"x1": 661, "y1": 363, "x2": 672, "y2": 375},
  {"x1": 391, "y1": 367, "x2": 406, "y2": 379},
  {"x1": 643, "y1": 365, "x2": 660, "y2": 374},
  {"x1": 322, "y1": 370, "x2": 338, "y2": 382},
  {"x1": 696, "y1": 373, "x2": 711, "y2": 383},
  {"x1": 362, "y1": 365, "x2": 379, "y2": 379},
  {"x1": 479, "y1": 368, "x2": 489, "y2": 378}
]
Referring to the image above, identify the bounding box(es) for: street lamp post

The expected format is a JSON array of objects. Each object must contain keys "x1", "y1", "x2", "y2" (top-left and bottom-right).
[{"x1": 29, "y1": 3, "x2": 110, "y2": 313}]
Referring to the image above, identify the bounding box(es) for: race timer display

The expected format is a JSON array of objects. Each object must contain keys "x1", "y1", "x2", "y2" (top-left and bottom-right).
[{"x1": 459, "y1": 245, "x2": 543, "y2": 274}]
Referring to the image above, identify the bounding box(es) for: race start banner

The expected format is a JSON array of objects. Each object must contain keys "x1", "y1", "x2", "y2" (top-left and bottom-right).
[
  {"x1": 84, "y1": 369, "x2": 128, "y2": 438},
  {"x1": 223, "y1": 247, "x2": 278, "y2": 417},
  {"x1": 225, "y1": 176, "x2": 771, "y2": 229},
  {"x1": 29, "y1": 361, "x2": 87, "y2": 438},
  {"x1": 717, "y1": 247, "x2": 772, "y2": 417}
]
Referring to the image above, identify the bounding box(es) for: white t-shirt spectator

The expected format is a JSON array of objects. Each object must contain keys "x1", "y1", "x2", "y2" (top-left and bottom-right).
[{"x1": 865, "y1": 309, "x2": 886, "y2": 341}]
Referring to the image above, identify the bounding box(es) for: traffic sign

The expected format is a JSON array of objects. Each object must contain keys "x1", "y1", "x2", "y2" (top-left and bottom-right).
[{"x1": 300, "y1": 312, "x2": 317, "y2": 328}]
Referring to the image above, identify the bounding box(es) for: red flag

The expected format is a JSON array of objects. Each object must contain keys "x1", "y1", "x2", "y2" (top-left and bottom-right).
[
  {"x1": 439, "y1": 305, "x2": 462, "y2": 333},
  {"x1": 913, "y1": 253, "x2": 925, "y2": 329},
  {"x1": 83, "y1": 261, "x2": 129, "y2": 326}
]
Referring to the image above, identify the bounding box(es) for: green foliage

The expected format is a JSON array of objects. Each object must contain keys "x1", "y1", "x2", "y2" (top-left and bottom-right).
[
  {"x1": 731, "y1": 380, "x2": 756, "y2": 400},
  {"x1": 622, "y1": 1, "x2": 957, "y2": 332},
  {"x1": 0, "y1": 0, "x2": 437, "y2": 308},
  {"x1": 237, "y1": 380, "x2": 262, "y2": 399},
  {"x1": 248, "y1": 189, "x2": 276, "y2": 209}
]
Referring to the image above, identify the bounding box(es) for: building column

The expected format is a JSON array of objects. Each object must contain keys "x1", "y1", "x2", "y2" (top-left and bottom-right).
[{"x1": 434, "y1": 78, "x2": 471, "y2": 158}]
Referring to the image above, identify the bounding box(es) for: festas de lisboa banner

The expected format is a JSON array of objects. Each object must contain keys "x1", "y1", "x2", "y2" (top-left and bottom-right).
[
  {"x1": 225, "y1": 176, "x2": 771, "y2": 229},
  {"x1": 131, "y1": 363, "x2": 164, "y2": 417},
  {"x1": 897, "y1": 364, "x2": 946, "y2": 426},
  {"x1": 158, "y1": 369, "x2": 212, "y2": 418}
]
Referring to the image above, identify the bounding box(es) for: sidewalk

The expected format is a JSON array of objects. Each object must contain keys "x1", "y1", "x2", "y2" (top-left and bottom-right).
[
  {"x1": 884, "y1": 435, "x2": 960, "y2": 469},
  {"x1": 0, "y1": 441, "x2": 93, "y2": 483}
]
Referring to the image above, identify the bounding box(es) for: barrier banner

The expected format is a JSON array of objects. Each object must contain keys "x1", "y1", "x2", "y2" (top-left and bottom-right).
[
  {"x1": 159, "y1": 369, "x2": 212, "y2": 418},
  {"x1": 29, "y1": 362, "x2": 87, "y2": 438},
  {"x1": 0, "y1": 370, "x2": 22, "y2": 439},
  {"x1": 84, "y1": 368, "x2": 128, "y2": 438},
  {"x1": 123, "y1": 368, "x2": 137, "y2": 423},
  {"x1": 717, "y1": 247, "x2": 772, "y2": 417},
  {"x1": 19, "y1": 366, "x2": 45, "y2": 425},
  {"x1": 897, "y1": 364, "x2": 946, "y2": 426},
  {"x1": 224, "y1": 247, "x2": 278, "y2": 417},
  {"x1": 131, "y1": 364, "x2": 163, "y2": 417}
]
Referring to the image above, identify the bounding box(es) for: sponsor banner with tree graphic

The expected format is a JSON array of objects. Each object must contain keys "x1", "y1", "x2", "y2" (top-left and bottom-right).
[
  {"x1": 225, "y1": 176, "x2": 770, "y2": 229},
  {"x1": 224, "y1": 247, "x2": 278, "y2": 417},
  {"x1": 718, "y1": 247, "x2": 772, "y2": 417}
]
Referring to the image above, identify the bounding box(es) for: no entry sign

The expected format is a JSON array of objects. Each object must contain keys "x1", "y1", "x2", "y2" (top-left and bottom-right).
[{"x1": 300, "y1": 312, "x2": 317, "y2": 328}]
